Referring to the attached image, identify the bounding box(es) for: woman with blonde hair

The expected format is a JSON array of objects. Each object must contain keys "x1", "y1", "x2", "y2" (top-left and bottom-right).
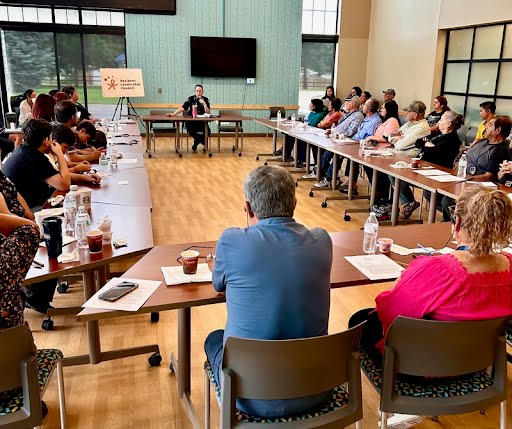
[{"x1": 351, "y1": 186, "x2": 512, "y2": 359}]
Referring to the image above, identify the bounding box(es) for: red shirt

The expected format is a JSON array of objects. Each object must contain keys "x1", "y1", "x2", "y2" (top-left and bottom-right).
[{"x1": 375, "y1": 253, "x2": 512, "y2": 353}]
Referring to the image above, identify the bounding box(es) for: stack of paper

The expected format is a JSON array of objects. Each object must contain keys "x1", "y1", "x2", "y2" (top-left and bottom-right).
[
  {"x1": 345, "y1": 255, "x2": 404, "y2": 280},
  {"x1": 161, "y1": 263, "x2": 213, "y2": 286}
]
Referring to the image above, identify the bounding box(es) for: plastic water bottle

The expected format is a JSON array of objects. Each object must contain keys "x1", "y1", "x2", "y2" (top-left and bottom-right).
[
  {"x1": 75, "y1": 206, "x2": 91, "y2": 249},
  {"x1": 330, "y1": 124, "x2": 336, "y2": 139},
  {"x1": 363, "y1": 212, "x2": 379, "y2": 254},
  {"x1": 291, "y1": 113, "x2": 296, "y2": 128},
  {"x1": 110, "y1": 145, "x2": 118, "y2": 167},
  {"x1": 457, "y1": 153, "x2": 467, "y2": 178},
  {"x1": 276, "y1": 110, "x2": 282, "y2": 123},
  {"x1": 63, "y1": 189, "x2": 77, "y2": 235},
  {"x1": 99, "y1": 152, "x2": 108, "y2": 172}
]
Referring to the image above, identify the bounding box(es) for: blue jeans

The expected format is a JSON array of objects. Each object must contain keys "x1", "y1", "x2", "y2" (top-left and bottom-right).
[
  {"x1": 387, "y1": 175, "x2": 415, "y2": 205},
  {"x1": 204, "y1": 329, "x2": 224, "y2": 388}
]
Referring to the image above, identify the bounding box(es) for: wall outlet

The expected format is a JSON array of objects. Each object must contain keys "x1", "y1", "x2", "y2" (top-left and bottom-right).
[
  {"x1": 157, "y1": 87, "x2": 162, "y2": 94},
  {"x1": 246, "y1": 78, "x2": 255, "y2": 84}
]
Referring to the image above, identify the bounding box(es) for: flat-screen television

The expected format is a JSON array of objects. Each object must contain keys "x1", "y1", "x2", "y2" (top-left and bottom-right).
[
  {"x1": 190, "y1": 36, "x2": 256, "y2": 78},
  {"x1": 0, "y1": 1, "x2": 176, "y2": 15}
]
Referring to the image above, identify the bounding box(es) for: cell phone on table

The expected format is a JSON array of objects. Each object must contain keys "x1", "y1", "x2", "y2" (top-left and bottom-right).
[{"x1": 99, "y1": 281, "x2": 138, "y2": 302}]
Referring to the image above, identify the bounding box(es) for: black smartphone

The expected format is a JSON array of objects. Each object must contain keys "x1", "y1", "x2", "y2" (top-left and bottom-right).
[{"x1": 99, "y1": 281, "x2": 139, "y2": 302}]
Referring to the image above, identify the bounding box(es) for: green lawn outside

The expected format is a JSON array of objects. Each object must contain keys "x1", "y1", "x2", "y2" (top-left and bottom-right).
[{"x1": 32, "y1": 86, "x2": 111, "y2": 104}]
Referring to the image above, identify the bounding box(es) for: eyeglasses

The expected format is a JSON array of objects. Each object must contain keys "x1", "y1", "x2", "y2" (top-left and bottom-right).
[{"x1": 448, "y1": 205, "x2": 456, "y2": 224}]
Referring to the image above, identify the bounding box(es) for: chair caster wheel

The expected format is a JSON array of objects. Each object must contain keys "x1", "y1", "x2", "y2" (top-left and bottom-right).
[
  {"x1": 238, "y1": 152, "x2": 242, "y2": 157},
  {"x1": 169, "y1": 363, "x2": 175, "y2": 372},
  {"x1": 344, "y1": 215, "x2": 351, "y2": 221},
  {"x1": 296, "y1": 181, "x2": 299, "y2": 187},
  {"x1": 148, "y1": 353, "x2": 162, "y2": 367},
  {"x1": 256, "y1": 156, "x2": 259, "y2": 161},
  {"x1": 42, "y1": 319, "x2": 54, "y2": 331},
  {"x1": 264, "y1": 162, "x2": 268, "y2": 166},
  {"x1": 232, "y1": 146, "x2": 236, "y2": 152},
  {"x1": 178, "y1": 153, "x2": 182, "y2": 158},
  {"x1": 150, "y1": 312, "x2": 159, "y2": 323},
  {"x1": 208, "y1": 153, "x2": 212, "y2": 158},
  {"x1": 309, "y1": 191, "x2": 314, "y2": 197},
  {"x1": 57, "y1": 281, "x2": 69, "y2": 294},
  {"x1": 321, "y1": 202, "x2": 327, "y2": 208},
  {"x1": 148, "y1": 153, "x2": 152, "y2": 158}
]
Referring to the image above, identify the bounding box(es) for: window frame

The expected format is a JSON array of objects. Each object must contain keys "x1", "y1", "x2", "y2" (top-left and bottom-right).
[{"x1": 441, "y1": 21, "x2": 512, "y2": 124}]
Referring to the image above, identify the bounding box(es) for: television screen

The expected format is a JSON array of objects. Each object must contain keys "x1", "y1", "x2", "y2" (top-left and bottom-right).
[
  {"x1": 190, "y1": 36, "x2": 256, "y2": 78},
  {"x1": 0, "y1": 0, "x2": 176, "y2": 15}
]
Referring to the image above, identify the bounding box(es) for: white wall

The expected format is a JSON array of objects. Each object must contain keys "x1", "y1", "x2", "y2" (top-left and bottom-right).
[
  {"x1": 365, "y1": 0, "x2": 442, "y2": 108},
  {"x1": 439, "y1": 0, "x2": 512, "y2": 29}
]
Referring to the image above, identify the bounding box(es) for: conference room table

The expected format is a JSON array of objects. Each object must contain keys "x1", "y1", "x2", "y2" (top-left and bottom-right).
[
  {"x1": 77, "y1": 222, "x2": 453, "y2": 428},
  {"x1": 140, "y1": 114, "x2": 252, "y2": 158}
]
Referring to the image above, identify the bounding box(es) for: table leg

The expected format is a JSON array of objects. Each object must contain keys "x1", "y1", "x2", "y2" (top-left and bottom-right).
[
  {"x1": 205, "y1": 122, "x2": 211, "y2": 156},
  {"x1": 145, "y1": 120, "x2": 151, "y2": 156},
  {"x1": 235, "y1": 122, "x2": 239, "y2": 151},
  {"x1": 239, "y1": 122, "x2": 243, "y2": 153},
  {"x1": 391, "y1": 177, "x2": 400, "y2": 226},
  {"x1": 370, "y1": 168, "x2": 378, "y2": 205},
  {"x1": 316, "y1": 146, "x2": 321, "y2": 181},
  {"x1": 170, "y1": 307, "x2": 200, "y2": 428},
  {"x1": 428, "y1": 191, "x2": 437, "y2": 224},
  {"x1": 293, "y1": 137, "x2": 298, "y2": 168},
  {"x1": 348, "y1": 160, "x2": 355, "y2": 200},
  {"x1": 272, "y1": 130, "x2": 277, "y2": 154},
  {"x1": 332, "y1": 155, "x2": 338, "y2": 190},
  {"x1": 305, "y1": 143, "x2": 310, "y2": 172}
]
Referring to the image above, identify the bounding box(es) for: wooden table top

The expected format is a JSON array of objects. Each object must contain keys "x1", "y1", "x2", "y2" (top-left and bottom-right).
[
  {"x1": 77, "y1": 223, "x2": 453, "y2": 321},
  {"x1": 25, "y1": 202, "x2": 154, "y2": 285},
  {"x1": 140, "y1": 114, "x2": 252, "y2": 123}
]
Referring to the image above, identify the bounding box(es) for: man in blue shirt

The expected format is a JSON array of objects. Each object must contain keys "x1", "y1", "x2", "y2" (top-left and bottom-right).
[
  {"x1": 204, "y1": 165, "x2": 332, "y2": 418},
  {"x1": 318, "y1": 98, "x2": 382, "y2": 194}
]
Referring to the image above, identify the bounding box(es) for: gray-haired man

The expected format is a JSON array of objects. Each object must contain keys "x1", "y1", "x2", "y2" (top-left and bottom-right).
[{"x1": 204, "y1": 165, "x2": 332, "y2": 418}]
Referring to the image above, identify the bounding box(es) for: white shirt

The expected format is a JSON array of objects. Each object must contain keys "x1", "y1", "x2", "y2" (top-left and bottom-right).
[{"x1": 18, "y1": 99, "x2": 33, "y2": 125}]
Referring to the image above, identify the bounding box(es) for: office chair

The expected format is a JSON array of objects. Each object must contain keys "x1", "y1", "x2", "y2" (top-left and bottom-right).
[
  {"x1": 204, "y1": 323, "x2": 365, "y2": 428},
  {"x1": 359, "y1": 316, "x2": 508, "y2": 429},
  {"x1": 217, "y1": 109, "x2": 243, "y2": 155},
  {"x1": 0, "y1": 324, "x2": 67, "y2": 428}
]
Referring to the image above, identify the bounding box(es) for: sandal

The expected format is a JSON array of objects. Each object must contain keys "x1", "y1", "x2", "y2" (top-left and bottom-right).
[{"x1": 400, "y1": 200, "x2": 420, "y2": 219}]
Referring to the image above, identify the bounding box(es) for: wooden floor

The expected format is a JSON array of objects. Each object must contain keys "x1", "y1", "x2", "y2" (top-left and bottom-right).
[{"x1": 28, "y1": 136, "x2": 508, "y2": 428}]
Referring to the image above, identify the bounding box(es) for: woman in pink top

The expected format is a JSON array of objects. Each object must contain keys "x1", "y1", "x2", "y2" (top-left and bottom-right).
[
  {"x1": 367, "y1": 99, "x2": 400, "y2": 146},
  {"x1": 351, "y1": 186, "x2": 512, "y2": 359}
]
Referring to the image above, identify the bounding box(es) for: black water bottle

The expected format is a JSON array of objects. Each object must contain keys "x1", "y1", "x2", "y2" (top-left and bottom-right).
[{"x1": 42, "y1": 216, "x2": 63, "y2": 258}]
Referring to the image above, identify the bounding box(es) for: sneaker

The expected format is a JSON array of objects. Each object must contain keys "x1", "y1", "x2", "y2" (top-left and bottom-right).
[
  {"x1": 273, "y1": 149, "x2": 283, "y2": 156},
  {"x1": 370, "y1": 203, "x2": 392, "y2": 221},
  {"x1": 302, "y1": 170, "x2": 317, "y2": 179},
  {"x1": 314, "y1": 178, "x2": 331, "y2": 188},
  {"x1": 400, "y1": 200, "x2": 420, "y2": 219},
  {"x1": 192, "y1": 143, "x2": 198, "y2": 151},
  {"x1": 339, "y1": 187, "x2": 358, "y2": 196}
]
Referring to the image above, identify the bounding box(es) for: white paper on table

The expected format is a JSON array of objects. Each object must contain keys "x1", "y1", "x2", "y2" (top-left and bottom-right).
[
  {"x1": 161, "y1": 263, "x2": 213, "y2": 286},
  {"x1": 429, "y1": 175, "x2": 466, "y2": 183},
  {"x1": 467, "y1": 181, "x2": 498, "y2": 188},
  {"x1": 410, "y1": 247, "x2": 436, "y2": 254},
  {"x1": 345, "y1": 255, "x2": 405, "y2": 280},
  {"x1": 82, "y1": 277, "x2": 162, "y2": 311},
  {"x1": 333, "y1": 138, "x2": 356, "y2": 144},
  {"x1": 40, "y1": 234, "x2": 76, "y2": 247},
  {"x1": 390, "y1": 243, "x2": 414, "y2": 256},
  {"x1": 118, "y1": 181, "x2": 129, "y2": 185},
  {"x1": 437, "y1": 247, "x2": 456, "y2": 254},
  {"x1": 119, "y1": 119, "x2": 135, "y2": 124},
  {"x1": 414, "y1": 169, "x2": 451, "y2": 176},
  {"x1": 502, "y1": 247, "x2": 512, "y2": 254},
  {"x1": 117, "y1": 158, "x2": 138, "y2": 164}
]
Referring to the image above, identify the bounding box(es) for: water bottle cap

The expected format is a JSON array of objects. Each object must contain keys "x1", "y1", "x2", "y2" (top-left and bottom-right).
[{"x1": 70, "y1": 185, "x2": 78, "y2": 192}]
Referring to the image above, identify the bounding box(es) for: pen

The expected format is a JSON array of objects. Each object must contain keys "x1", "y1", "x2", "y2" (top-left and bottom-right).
[
  {"x1": 416, "y1": 243, "x2": 434, "y2": 255},
  {"x1": 32, "y1": 260, "x2": 44, "y2": 268}
]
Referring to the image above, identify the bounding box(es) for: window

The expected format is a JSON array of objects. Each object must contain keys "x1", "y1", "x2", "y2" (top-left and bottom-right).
[
  {"x1": 299, "y1": 1, "x2": 339, "y2": 113},
  {"x1": 0, "y1": 5, "x2": 126, "y2": 120},
  {"x1": 442, "y1": 23, "x2": 512, "y2": 126}
]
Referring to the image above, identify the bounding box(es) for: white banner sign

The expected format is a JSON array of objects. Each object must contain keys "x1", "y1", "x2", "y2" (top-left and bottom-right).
[{"x1": 100, "y1": 68, "x2": 145, "y2": 98}]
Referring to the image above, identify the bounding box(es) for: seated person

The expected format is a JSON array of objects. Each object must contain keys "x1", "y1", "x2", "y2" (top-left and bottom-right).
[
  {"x1": 53, "y1": 91, "x2": 69, "y2": 102},
  {"x1": 317, "y1": 97, "x2": 343, "y2": 129},
  {"x1": 350, "y1": 186, "x2": 512, "y2": 365},
  {"x1": 2, "y1": 119, "x2": 70, "y2": 213},
  {"x1": 205, "y1": 165, "x2": 332, "y2": 418},
  {"x1": 61, "y1": 85, "x2": 95, "y2": 121},
  {"x1": 166, "y1": 84, "x2": 211, "y2": 151},
  {"x1": 472, "y1": 101, "x2": 495, "y2": 145},
  {"x1": 54, "y1": 101, "x2": 101, "y2": 163},
  {"x1": 283, "y1": 99, "x2": 325, "y2": 161},
  {"x1": 440, "y1": 116, "x2": 512, "y2": 221},
  {"x1": 321, "y1": 85, "x2": 335, "y2": 110},
  {"x1": 382, "y1": 88, "x2": 396, "y2": 103},
  {"x1": 50, "y1": 124, "x2": 101, "y2": 184},
  {"x1": 18, "y1": 89, "x2": 36, "y2": 126},
  {"x1": 32, "y1": 93, "x2": 56, "y2": 122},
  {"x1": 418, "y1": 111, "x2": 463, "y2": 221},
  {"x1": 359, "y1": 90, "x2": 371, "y2": 110},
  {"x1": 314, "y1": 96, "x2": 364, "y2": 188},
  {"x1": 0, "y1": 205, "x2": 39, "y2": 329},
  {"x1": 75, "y1": 120, "x2": 98, "y2": 151},
  {"x1": 425, "y1": 95, "x2": 450, "y2": 137},
  {"x1": 337, "y1": 98, "x2": 382, "y2": 195},
  {"x1": 386, "y1": 101, "x2": 431, "y2": 219}
]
